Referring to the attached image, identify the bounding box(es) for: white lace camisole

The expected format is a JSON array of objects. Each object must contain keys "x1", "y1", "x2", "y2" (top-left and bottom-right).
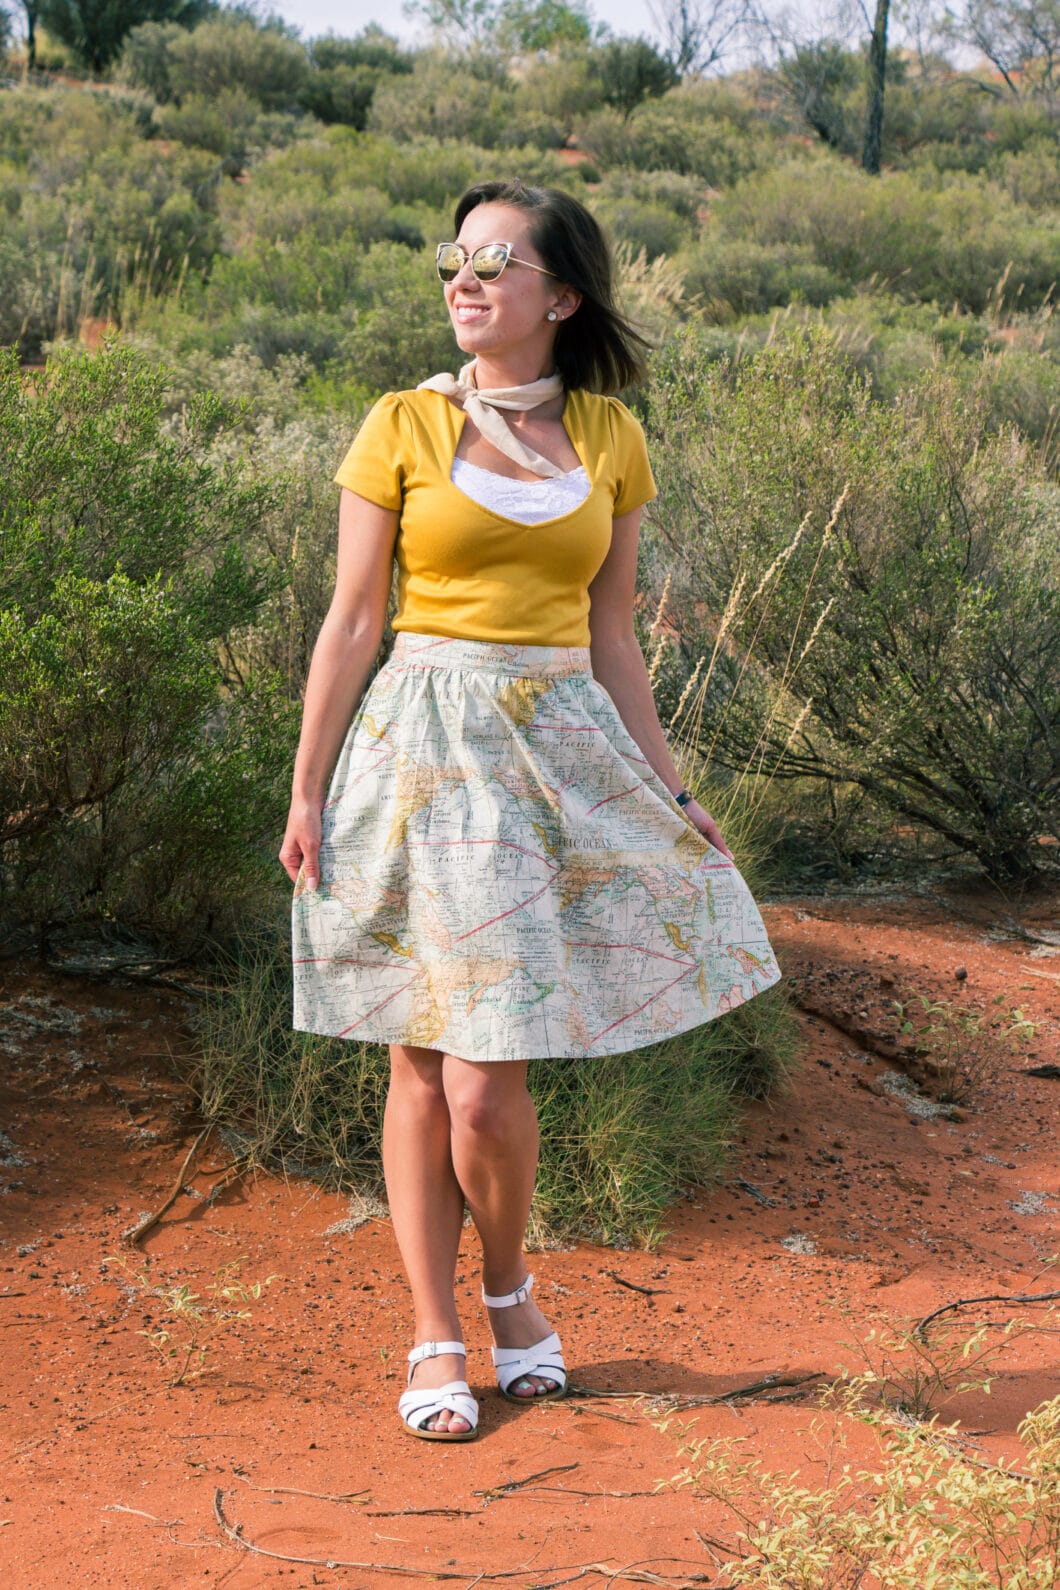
[{"x1": 451, "y1": 456, "x2": 591, "y2": 523}]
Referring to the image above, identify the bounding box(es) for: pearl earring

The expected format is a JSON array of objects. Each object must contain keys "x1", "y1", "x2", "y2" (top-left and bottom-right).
[{"x1": 546, "y1": 310, "x2": 558, "y2": 322}]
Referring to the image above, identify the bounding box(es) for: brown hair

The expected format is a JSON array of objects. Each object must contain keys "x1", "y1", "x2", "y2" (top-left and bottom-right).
[{"x1": 453, "y1": 178, "x2": 651, "y2": 394}]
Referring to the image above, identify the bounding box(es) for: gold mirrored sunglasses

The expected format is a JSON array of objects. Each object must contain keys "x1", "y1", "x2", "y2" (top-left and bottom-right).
[{"x1": 436, "y1": 241, "x2": 557, "y2": 283}]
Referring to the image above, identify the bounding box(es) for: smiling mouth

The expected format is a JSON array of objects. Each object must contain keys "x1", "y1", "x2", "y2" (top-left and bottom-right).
[{"x1": 454, "y1": 305, "x2": 489, "y2": 320}]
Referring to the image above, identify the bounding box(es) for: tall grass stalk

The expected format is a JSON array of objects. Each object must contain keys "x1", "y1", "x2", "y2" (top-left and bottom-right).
[{"x1": 661, "y1": 490, "x2": 847, "y2": 829}]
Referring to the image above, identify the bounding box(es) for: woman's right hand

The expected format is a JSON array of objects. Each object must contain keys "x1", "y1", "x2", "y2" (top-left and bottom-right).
[{"x1": 279, "y1": 798, "x2": 323, "y2": 891}]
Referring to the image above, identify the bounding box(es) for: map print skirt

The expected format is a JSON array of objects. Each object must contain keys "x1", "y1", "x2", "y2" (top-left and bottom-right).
[{"x1": 291, "y1": 631, "x2": 783, "y2": 1061}]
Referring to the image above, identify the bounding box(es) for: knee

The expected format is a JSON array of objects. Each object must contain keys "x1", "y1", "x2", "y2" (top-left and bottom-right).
[{"x1": 446, "y1": 1073, "x2": 526, "y2": 1144}]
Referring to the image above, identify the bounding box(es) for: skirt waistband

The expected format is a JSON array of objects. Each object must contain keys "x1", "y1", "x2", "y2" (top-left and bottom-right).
[{"x1": 389, "y1": 631, "x2": 592, "y2": 678}]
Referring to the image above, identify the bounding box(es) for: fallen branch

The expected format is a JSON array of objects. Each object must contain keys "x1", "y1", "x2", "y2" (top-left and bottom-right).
[
  {"x1": 212, "y1": 1488, "x2": 713, "y2": 1584},
  {"x1": 733, "y1": 1177, "x2": 776, "y2": 1208},
  {"x1": 367, "y1": 1506, "x2": 475, "y2": 1518},
  {"x1": 121, "y1": 1126, "x2": 213, "y2": 1245},
  {"x1": 102, "y1": 1503, "x2": 183, "y2": 1528},
  {"x1": 915, "y1": 1288, "x2": 1060, "y2": 1338},
  {"x1": 475, "y1": 1463, "x2": 580, "y2": 1499},
  {"x1": 604, "y1": 1271, "x2": 666, "y2": 1297},
  {"x1": 571, "y1": 1372, "x2": 828, "y2": 1407},
  {"x1": 233, "y1": 1471, "x2": 370, "y2": 1505}
]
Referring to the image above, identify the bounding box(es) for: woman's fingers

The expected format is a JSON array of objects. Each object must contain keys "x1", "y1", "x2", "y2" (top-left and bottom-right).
[
  {"x1": 279, "y1": 830, "x2": 320, "y2": 888},
  {"x1": 300, "y1": 837, "x2": 320, "y2": 891},
  {"x1": 686, "y1": 801, "x2": 734, "y2": 860}
]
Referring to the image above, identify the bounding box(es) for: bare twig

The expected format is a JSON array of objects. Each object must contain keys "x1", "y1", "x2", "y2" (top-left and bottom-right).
[
  {"x1": 474, "y1": 1463, "x2": 580, "y2": 1499},
  {"x1": 915, "y1": 1288, "x2": 1060, "y2": 1338},
  {"x1": 604, "y1": 1270, "x2": 666, "y2": 1297},
  {"x1": 102, "y1": 1503, "x2": 183, "y2": 1527},
  {"x1": 232, "y1": 1471, "x2": 370, "y2": 1505},
  {"x1": 571, "y1": 1372, "x2": 828, "y2": 1407},
  {"x1": 121, "y1": 1126, "x2": 213, "y2": 1245},
  {"x1": 367, "y1": 1506, "x2": 476, "y2": 1518}
]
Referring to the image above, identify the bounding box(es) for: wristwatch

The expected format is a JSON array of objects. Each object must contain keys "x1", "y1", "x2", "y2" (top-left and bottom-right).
[{"x1": 673, "y1": 789, "x2": 693, "y2": 807}]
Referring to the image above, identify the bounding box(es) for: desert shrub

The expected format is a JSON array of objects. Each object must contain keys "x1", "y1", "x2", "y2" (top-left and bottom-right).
[
  {"x1": 594, "y1": 195, "x2": 689, "y2": 260},
  {"x1": 118, "y1": 20, "x2": 184, "y2": 101},
  {"x1": 158, "y1": 100, "x2": 309, "y2": 168},
  {"x1": 666, "y1": 1393, "x2": 1060, "y2": 1586},
  {"x1": 580, "y1": 80, "x2": 801, "y2": 185},
  {"x1": 195, "y1": 925, "x2": 799, "y2": 1247},
  {"x1": 0, "y1": 341, "x2": 298, "y2": 944},
  {"x1": 643, "y1": 325, "x2": 1060, "y2": 883},
  {"x1": 368, "y1": 50, "x2": 518, "y2": 145},
  {"x1": 683, "y1": 237, "x2": 846, "y2": 318},
  {"x1": 710, "y1": 161, "x2": 1060, "y2": 313},
  {"x1": 166, "y1": 18, "x2": 309, "y2": 111},
  {"x1": 991, "y1": 139, "x2": 1060, "y2": 208},
  {"x1": 300, "y1": 27, "x2": 414, "y2": 129},
  {"x1": 0, "y1": 87, "x2": 223, "y2": 356},
  {"x1": 515, "y1": 47, "x2": 605, "y2": 134},
  {"x1": 181, "y1": 234, "x2": 441, "y2": 356}
]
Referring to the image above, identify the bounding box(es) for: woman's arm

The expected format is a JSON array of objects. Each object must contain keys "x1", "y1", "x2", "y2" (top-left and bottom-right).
[
  {"x1": 588, "y1": 507, "x2": 734, "y2": 860},
  {"x1": 279, "y1": 488, "x2": 399, "y2": 890}
]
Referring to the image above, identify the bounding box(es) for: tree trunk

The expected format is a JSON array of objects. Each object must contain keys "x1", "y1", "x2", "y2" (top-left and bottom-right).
[
  {"x1": 23, "y1": 0, "x2": 37, "y2": 71},
  {"x1": 862, "y1": 0, "x2": 890, "y2": 175}
]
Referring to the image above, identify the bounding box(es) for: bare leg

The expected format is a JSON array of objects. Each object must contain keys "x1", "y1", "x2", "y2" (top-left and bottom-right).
[
  {"x1": 383, "y1": 1043, "x2": 470, "y2": 1433},
  {"x1": 443, "y1": 1055, "x2": 559, "y2": 1397}
]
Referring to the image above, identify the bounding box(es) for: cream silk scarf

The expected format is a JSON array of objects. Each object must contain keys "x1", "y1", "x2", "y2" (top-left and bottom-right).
[{"x1": 417, "y1": 360, "x2": 567, "y2": 479}]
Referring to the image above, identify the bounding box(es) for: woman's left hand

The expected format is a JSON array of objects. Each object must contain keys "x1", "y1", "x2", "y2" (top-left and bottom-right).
[{"x1": 682, "y1": 798, "x2": 734, "y2": 861}]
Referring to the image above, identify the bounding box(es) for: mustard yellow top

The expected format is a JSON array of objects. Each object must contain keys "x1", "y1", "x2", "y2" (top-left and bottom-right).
[{"x1": 333, "y1": 386, "x2": 657, "y2": 646}]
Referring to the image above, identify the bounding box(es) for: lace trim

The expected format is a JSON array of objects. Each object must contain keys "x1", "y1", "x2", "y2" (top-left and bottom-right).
[{"x1": 451, "y1": 457, "x2": 591, "y2": 524}]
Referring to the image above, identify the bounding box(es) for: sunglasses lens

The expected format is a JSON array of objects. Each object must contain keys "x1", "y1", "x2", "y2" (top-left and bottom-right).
[
  {"x1": 472, "y1": 243, "x2": 509, "y2": 281},
  {"x1": 436, "y1": 243, "x2": 463, "y2": 282}
]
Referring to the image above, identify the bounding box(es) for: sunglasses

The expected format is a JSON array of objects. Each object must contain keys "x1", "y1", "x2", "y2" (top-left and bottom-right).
[{"x1": 436, "y1": 241, "x2": 557, "y2": 283}]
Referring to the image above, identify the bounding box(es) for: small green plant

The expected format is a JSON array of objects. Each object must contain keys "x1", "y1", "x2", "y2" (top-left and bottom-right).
[
  {"x1": 886, "y1": 984, "x2": 1037, "y2": 1104},
  {"x1": 835, "y1": 1304, "x2": 1044, "y2": 1422},
  {"x1": 659, "y1": 1388, "x2": 1060, "y2": 1587},
  {"x1": 105, "y1": 1251, "x2": 279, "y2": 1387}
]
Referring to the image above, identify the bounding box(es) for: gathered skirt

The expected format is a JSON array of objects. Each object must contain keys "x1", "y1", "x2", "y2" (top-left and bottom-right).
[{"x1": 291, "y1": 631, "x2": 783, "y2": 1061}]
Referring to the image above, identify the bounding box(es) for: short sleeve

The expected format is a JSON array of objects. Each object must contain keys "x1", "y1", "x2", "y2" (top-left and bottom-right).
[
  {"x1": 333, "y1": 392, "x2": 409, "y2": 510},
  {"x1": 608, "y1": 398, "x2": 657, "y2": 517}
]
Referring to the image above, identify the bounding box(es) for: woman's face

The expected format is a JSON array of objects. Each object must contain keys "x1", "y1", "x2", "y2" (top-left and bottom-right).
[{"x1": 443, "y1": 201, "x2": 579, "y2": 366}]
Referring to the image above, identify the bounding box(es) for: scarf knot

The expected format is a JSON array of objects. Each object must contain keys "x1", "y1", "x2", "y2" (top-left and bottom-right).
[{"x1": 418, "y1": 360, "x2": 567, "y2": 479}]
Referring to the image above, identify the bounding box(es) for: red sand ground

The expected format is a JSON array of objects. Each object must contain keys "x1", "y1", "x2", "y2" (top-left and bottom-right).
[{"x1": 2, "y1": 881, "x2": 1058, "y2": 1587}]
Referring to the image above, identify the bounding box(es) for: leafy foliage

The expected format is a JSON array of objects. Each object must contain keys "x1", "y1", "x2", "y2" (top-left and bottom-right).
[
  {"x1": 0, "y1": 341, "x2": 297, "y2": 943},
  {"x1": 644, "y1": 327, "x2": 1060, "y2": 883}
]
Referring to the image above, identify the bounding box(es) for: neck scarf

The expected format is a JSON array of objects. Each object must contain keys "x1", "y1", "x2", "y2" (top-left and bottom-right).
[{"x1": 418, "y1": 359, "x2": 567, "y2": 479}]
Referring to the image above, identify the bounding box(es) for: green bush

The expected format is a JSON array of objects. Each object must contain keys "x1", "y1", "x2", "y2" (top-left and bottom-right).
[
  {"x1": 118, "y1": 20, "x2": 185, "y2": 101},
  {"x1": 594, "y1": 195, "x2": 690, "y2": 260},
  {"x1": 166, "y1": 18, "x2": 309, "y2": 112},
  {"x1": 0, "y1": 87, "x2": 223, "y2": 356},
  {"x1": 683, "y1": 237, "x2": 846, "y2": 318},
  {"x1": 368, "y1": 51, "x2": 517, "y2": 145},
  {"x1": 0, "y1": 341, "x2": 298, "y2": 944},
  {"x1": 153, "y1": 87, "x2": 265, "y2": 161},
  {"x1": 710, "y1": 161, "x2": 1060, "y2": 313},
  {"x1": 580, "y1": 80, "x2": 797, "y2": 186},
  {"x1": 644, "y1": 325, "x2": 1060, "y2": 883}
]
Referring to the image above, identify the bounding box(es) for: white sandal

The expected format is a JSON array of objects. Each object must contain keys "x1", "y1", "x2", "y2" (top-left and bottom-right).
[
  {"x1": 482, "y1": 1273, "x2": 568, "y2": 1403},
  {"x1": 397, "y1": 1340, "x2": 479, "y2": 1442}
]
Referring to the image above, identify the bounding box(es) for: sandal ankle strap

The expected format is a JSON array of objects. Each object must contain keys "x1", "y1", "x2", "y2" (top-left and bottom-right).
[
  {"x1": 407, "y1": 1339, "x2": 465, "y2": 1367},
  {"x1": 482, "y1": 1273, "x2": 535, "y2": 1308}
]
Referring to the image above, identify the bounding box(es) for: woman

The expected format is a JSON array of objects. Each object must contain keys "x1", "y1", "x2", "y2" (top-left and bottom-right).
[{"x1": 280, "y1": 179, "x2": 782, "y2": 1442}]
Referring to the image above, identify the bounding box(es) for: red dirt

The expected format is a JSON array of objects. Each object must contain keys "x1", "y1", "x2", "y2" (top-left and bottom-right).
[{"x1": 2, "y1": 880, "x2": 1058, "y2": 1586}]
